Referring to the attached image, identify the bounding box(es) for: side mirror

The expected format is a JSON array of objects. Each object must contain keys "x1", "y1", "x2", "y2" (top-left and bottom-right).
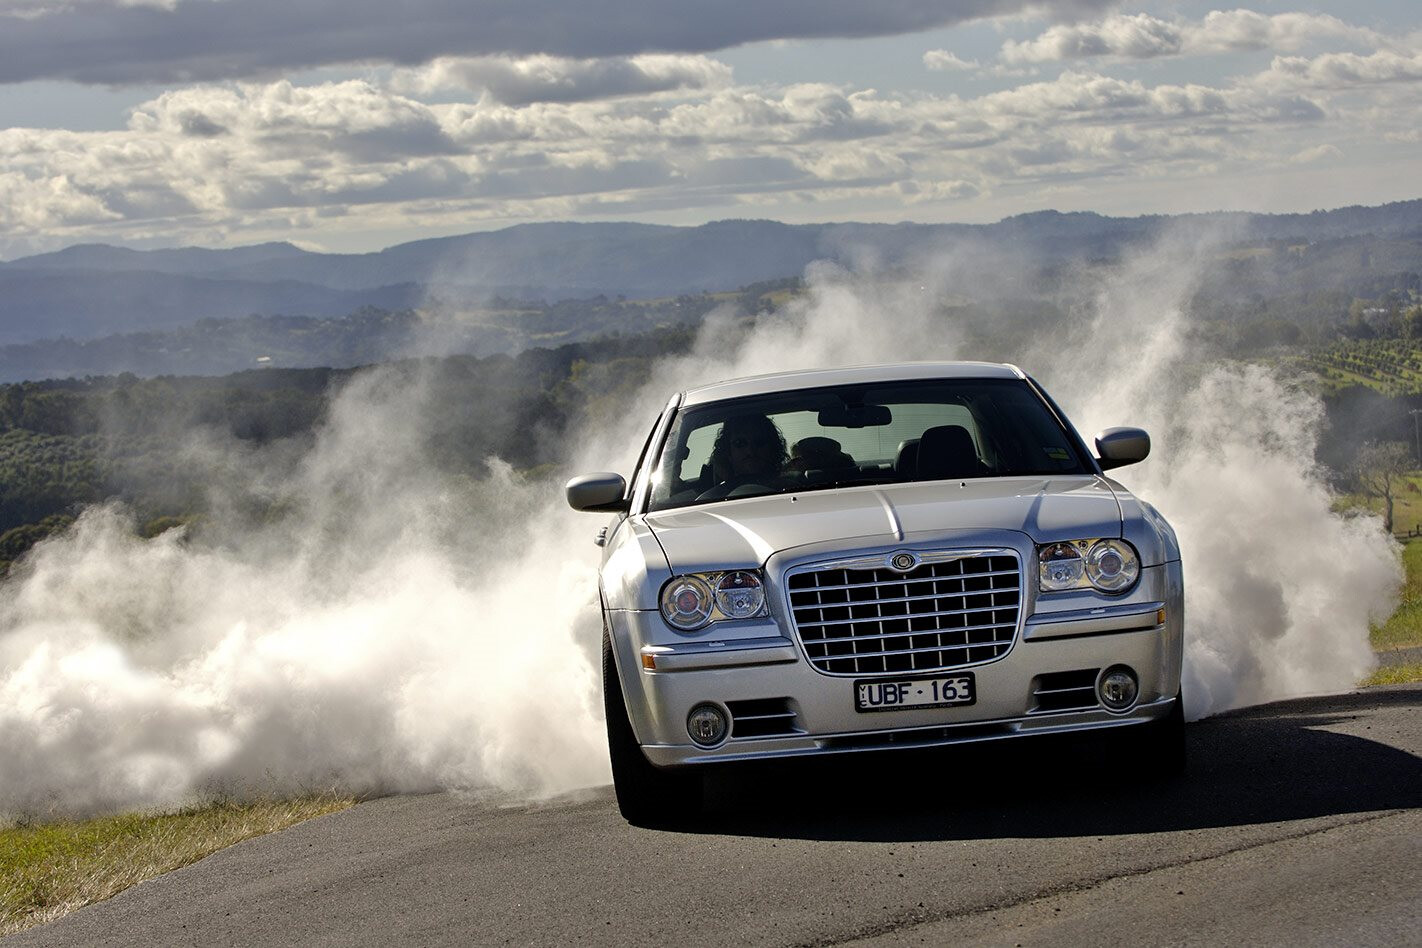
[
  {"x1": 566, "y1": 472, "x2": 629, "y2": 512},
  {"x1": 1094, "y1": 427, "x2": 1150, "y2": 470}
]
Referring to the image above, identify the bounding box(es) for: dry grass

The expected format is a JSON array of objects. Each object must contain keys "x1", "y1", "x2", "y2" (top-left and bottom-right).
[
  {"x1": 1363, "y1": 662, "x2": 1422, "y2": 686},
  {"x1": 1372, "y1": 540, "x2": 1422, "y2": 653},
  {"x1": 0, "y1": 795, "x2": 354, "y2": 937}
]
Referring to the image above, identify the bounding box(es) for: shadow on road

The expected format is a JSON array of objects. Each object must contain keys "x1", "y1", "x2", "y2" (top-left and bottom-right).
[{"x1": 685, "y1": 688, "x2": 1422, "y2": 842}]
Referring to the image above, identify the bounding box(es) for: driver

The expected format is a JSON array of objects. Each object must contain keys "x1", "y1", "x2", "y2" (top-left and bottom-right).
[{"x1": 709, "y1": 414, "x2": 789, "y2": 483}]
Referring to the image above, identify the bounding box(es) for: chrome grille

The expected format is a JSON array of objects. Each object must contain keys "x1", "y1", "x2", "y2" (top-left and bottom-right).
[{"x1": 787, "y1": 551, "x2": 1021, "y2": 676}]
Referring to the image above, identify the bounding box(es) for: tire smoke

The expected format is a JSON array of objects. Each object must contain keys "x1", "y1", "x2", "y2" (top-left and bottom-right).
[{"x1": 0, "y1": 230, "x2": 1400, "y2": 821}]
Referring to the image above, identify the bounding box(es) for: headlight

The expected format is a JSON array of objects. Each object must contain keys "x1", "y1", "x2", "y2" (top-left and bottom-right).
[
  {"x1": 660, "y1": 570, "x2": 768, "y2": 632},
  {"x1": 661, "y1": 575, "x2": 714, "y2": 631},
  {"x1": 1038, "y1": 539, "x2": 1139, "y2": 594}
]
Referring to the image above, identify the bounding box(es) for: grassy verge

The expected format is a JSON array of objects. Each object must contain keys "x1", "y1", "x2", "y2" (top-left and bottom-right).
[
  {"x1": 1335, "y1": 475, "x2": 1422, "y2": 539},
  {"x1": 1333, "y1": 488, "x2": 1422, "y2": 684},
  {"x1": 0, "y1": 795, "x2": 354, "y2": 937},
  {"x1": 1371, "y1": 540, "x2": 1422, "y2": 654},
  {"x1": 1362, "y1": 662, "x2": 1422, "y2": 687}
]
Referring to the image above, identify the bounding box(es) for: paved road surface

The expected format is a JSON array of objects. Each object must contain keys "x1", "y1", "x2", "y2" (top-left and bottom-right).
[{"x1": 10, "y1": 685, "x2": 1421, "y2": 947}]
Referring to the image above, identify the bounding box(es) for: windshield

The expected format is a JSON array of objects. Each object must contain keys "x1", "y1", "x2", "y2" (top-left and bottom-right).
[{"x1": 646, "y1": 378, "x2": 1093, "y2": 511}]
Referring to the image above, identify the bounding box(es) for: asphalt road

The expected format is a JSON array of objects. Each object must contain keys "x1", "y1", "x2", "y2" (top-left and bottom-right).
[{"x1": 11, "y1": 685, "x2": 1421, "y2": 947}]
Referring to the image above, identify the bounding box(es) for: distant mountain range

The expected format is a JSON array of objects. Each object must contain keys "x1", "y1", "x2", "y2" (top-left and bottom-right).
[
  {"x1": 0, "y1": 200, "x2": 1418, "y2": 381},
  {"x1": 4, "y1": 201, "x2": 1420, "y2": 338}
]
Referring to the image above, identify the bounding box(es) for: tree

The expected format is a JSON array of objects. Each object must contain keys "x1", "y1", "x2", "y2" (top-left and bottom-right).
[{"x1": 1354, "y1": 441, "x2": 1412, "y2": 533}]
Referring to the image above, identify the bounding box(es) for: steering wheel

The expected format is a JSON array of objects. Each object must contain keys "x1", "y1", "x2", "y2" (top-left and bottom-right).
[{"x1": 695, "y1": 476, "x2": 771, "y2": 501}]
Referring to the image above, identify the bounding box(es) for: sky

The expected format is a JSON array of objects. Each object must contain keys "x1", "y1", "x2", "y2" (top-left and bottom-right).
[{"x1": 0, "y1": 0, "x2": 1418, "y2": 258}]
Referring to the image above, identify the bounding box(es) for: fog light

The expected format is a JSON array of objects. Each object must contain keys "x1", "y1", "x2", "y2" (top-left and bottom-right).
[
  {"x1": 686, "y1": 704, "x2": 729, "y2": 747},
  {"x1": 1098, "y1": 666, "x2": 1139, "y2": 712}
]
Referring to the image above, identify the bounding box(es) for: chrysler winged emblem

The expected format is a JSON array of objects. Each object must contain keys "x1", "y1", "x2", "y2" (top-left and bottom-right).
[{"x1": 888, "y1": 551, "x2": 919, "y2": 573}]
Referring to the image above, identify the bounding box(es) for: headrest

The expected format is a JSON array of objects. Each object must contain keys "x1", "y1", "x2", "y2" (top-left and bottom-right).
[
  {"x1": 790, "y1": 436, "x2": 855, "y2": 472},
  {"x1": 917, "y1": 425, "x2": 980, "y2": 480},
  {"x1": 895, "y1": 438, "x2": 920, "y2": 476}
]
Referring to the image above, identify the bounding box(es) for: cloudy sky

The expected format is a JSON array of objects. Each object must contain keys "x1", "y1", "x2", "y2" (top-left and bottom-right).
[{"x1": 0, "y1": 0, "x2": 1417, "y2": 257}]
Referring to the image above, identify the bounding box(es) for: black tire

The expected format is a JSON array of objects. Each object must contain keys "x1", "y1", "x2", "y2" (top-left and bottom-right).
[
  {"x1": 603, "y1": 635, "x2": 703, "y2": 826},
  {"x1": 1134, "y1": 689, "x2": 1187, "y2": 779}
]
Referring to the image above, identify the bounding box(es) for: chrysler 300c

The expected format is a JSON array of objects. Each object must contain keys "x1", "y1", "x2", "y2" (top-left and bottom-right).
[{"x1": 567, "y1": 363, "x2": 1184, "y2": 824}]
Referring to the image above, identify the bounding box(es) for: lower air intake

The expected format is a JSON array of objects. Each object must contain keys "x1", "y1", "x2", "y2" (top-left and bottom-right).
[
  {"x1": 727, "y1": 698, "x2": 801, "y2": 739},
  {"x1": 1030, "y1": 669, "x2": 1101, "y2": 713}
]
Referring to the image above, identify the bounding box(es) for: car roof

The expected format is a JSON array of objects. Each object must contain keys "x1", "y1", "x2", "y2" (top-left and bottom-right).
[{"x1": 681, "y1": 361, "x2": 1026, "y2": 406}]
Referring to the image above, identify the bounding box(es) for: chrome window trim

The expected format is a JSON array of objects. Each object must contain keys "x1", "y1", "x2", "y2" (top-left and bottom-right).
[{"x1": 629, "y1": 392, "x2": 684, "y2": 515}]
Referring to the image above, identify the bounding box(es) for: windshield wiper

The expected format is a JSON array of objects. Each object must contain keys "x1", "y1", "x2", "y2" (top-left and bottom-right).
[{"x1": 790, "y1": 476, "x2": 898, "y2": 493}]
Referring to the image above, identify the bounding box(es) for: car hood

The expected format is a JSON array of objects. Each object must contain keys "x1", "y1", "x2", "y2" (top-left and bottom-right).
[{"x1": 643, "y1": 476, "x2": 1124, "y2": 571}]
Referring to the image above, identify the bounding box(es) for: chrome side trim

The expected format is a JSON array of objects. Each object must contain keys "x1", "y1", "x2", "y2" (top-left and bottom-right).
[{"x1": 1023, "y1": 601, "x2": 1165, "y2": 640}]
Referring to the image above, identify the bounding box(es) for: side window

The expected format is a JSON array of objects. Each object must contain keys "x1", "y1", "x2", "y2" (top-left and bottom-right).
[
  {"x1": 627, "y1": 403, "x2": 673, "y2": 512},
  {"x1": 680, "y1": 423, "x2": 718, "y2": 482}
]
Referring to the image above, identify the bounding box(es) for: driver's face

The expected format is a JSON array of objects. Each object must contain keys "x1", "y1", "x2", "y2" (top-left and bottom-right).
[{"x1": 725, "y1": 425, "x2": 779, "y2": 475}]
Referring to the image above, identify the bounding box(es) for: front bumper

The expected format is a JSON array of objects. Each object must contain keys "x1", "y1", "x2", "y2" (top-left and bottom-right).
[{"x1": 606, "y1": 556, "x2": 1185, "y2": 769}]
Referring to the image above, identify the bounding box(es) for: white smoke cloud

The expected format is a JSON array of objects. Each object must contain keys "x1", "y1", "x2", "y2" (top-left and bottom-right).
[
  {"x1": 0, "y1": 229, "x2": 1401, "y2": 822},
  {"x1": 1026, "y1": 228, "x2": 1400, "y2": 716},
  {"x1": 0, "y1": 368, "x2": 613, "y2": 821}
]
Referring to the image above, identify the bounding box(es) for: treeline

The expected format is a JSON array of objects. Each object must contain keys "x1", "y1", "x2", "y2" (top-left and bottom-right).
[
  {"x1": 1186, "y1": 235, "x2": 1421, "y2": 350},
  {"x1": 0, "y1": 278, "x2": 800, "y2": 384},
  {"x1": 0, "y1": 326, "x2": 699, "y2": 568}
]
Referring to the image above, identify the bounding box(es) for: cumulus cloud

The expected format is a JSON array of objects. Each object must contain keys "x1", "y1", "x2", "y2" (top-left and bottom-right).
[
  {"x1": 1001, "y1": 9, "x2": 1387, "y2": 64},
  {"x1": 0, "y1": 0, "x2": 1115, "y2": 85},
  {"x1": 1, "y1": 0, "x2": 179, "y2": 16},
  {"x1": 1194, "y1": 10, "x2": 1384, "y2": 54},
  {"x1": 0, "y1": 47, "x2": 1408, "y2": 253},
  {"x1": 923, "y1": 49, "x2": 979, "y2": 72},
  {"x1": 1003, "y1": 12, "x2": 1183, "y2": 63},
  {"x1": 391, "y1": 54, "x2": 731, "y2": 105},
  {"x1": 974, "y1": 69, "x2": 1325, "y2": 126},
  {"x1": 1259, "y1": 49, "x2": 1422, "y2": 89},
  {"x1": 1288, "y1": 143, "x2": 1341, "y2": 164}
]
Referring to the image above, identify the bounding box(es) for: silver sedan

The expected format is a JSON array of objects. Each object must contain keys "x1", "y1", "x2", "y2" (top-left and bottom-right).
[{"x1": 568, "y1": 362, "x2": 1184, "y2": 825}]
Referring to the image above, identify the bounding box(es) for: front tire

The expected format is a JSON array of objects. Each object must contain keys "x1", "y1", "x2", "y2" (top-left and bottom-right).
[
  {"x1": 1134, "y1": 689, "x2": 1186, "y2": 779},
  {"x1": 603, "y1": 636, "x2": 703, "y2": 826}
]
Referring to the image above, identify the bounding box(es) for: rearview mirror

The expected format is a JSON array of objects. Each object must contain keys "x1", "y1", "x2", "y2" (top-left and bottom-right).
[
  {"x1": 566, "y1": 472, "x2": 629, "y2": 512},
  {"x1": 818, "y1": 405, "x2": 892, "y2": 428},
  {"x1": 1094, "y1": 427, "x2": 1150, "y2": 470}
]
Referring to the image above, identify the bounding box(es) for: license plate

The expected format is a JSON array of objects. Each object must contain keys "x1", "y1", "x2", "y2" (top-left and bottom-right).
[{"x1": 855, "y1": 674, "x2": 976, "y2": 712}]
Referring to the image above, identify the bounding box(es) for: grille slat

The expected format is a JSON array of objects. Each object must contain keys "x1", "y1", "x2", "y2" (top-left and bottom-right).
[
  {"x1": 796, "y1": 570, "x2": 1019, "y2": 595},
  {"x1": 803, "y1": 638, "x2": 1004, "y2": 663},
  {"x1": 794, "y1": 603, "x2": 1019, "y2": 630},
  {"x1": 788, "y1": 552, "x2": 1021, "y2": 676}
]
